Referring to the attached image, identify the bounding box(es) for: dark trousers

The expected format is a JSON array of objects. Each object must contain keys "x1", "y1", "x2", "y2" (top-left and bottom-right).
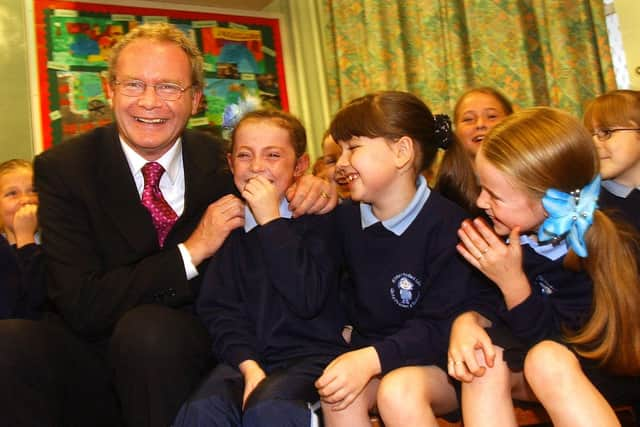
[
  {"x1": 0, "y1": 304, "x2": 213, "y2": 427},
  {"x1": 174, "y1": 355, "x2": 333, "y2": 427}
]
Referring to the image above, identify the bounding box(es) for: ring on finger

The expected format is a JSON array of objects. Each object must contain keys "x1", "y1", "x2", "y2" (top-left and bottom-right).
[
  {"x1": 320, "y1": 190, "x2": 330, "y2": 199},
  {"x1": 481, "y1": 247, "x2": 489, "y2": 254}
]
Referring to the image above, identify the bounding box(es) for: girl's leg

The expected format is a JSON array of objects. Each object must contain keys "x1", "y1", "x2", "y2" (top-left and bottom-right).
[
  {"x1": 461, "y1": 347, "x2": 521, "y2": 427},
  {"x1": 524, "y1": 340, "x2": 620, "y2": 427},
  {"x1": 321, "y1": 378, "x2": 379, "y2": 427},
  {"x1": 376, "y1": 365, "x2": 458, "y2": 427}
]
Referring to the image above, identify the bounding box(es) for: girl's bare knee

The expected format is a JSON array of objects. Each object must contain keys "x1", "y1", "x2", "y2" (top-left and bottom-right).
[{"x1": 524, "y1": 341, "x2": 580, "y2": 389}]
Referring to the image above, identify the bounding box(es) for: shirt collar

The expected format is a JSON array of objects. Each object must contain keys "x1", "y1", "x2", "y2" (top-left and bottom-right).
[
  {"x1": 120, "y1": 137, "x2": 183, "y2": 185},
  {"x1": 602, "y1": 179, "x2": 638, "y2": 198},
  {"x1": 244, "y1": 198, "x2": 292, "y2": 232},
  {"x1": 360, "y1": 175, "x2": 431, "y2": 236},
  {"x1": 519, "y1": 234, "x2": 568, "y2": 261}
]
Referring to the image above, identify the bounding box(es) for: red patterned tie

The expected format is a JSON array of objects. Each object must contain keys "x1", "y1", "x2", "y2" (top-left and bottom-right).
[{"x1": 141, "y1": 162, "x2": 178, "y2": 247}]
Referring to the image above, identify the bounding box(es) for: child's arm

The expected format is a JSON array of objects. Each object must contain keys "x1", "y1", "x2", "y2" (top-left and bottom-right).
[
  {"x1": 239, "y1": 359, "x2": 267, "y2": 408},
  {"x1": 246, "y1": 176, "x2": 340, "y2": 317},
  {"x1": 197, "y1": 240, "x2": 260, "y2": 369},
  {"x1": 315, "y1": 346, "x2": 380, "y2": 411},
  {"x1": 458, "y1": 218, "x2": 592, "y2": 344}
]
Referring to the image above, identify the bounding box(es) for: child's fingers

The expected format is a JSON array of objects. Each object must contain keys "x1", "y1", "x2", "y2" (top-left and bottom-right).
[
  {"x1": 460, "y1": 347, "x2": 485, "y2": 377},
  {"x1": 507, "y1": 226, "x2": 522, "y2": 250},
  {"x1": 472, "y1": 217, "x2": 502, "y2": 248},
  {"x1": 458, "y1": 223, "x2": 489, "y2": 260},
  {"x1": 479, "y1": 336, "x2": 497, "y2": 368},
  {"x1": 451, "y1": 359, "x2": 474, "y2": 383},
  {"x1": 330, "y1": 392, "x2": 355, "y2": 411},
  {"x1": 456, "y1": 244, "x2": 481, "y2": 269}
]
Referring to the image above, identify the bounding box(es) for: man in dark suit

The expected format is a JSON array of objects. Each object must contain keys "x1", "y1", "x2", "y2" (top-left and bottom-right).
[{"x1": 0, "y1": 23, "x2": 335, "y2": 427}]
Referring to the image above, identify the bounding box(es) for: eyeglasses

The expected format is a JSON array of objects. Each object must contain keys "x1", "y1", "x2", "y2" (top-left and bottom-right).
[
  {"x1": 112, "y1": 79, "x2": 193, "y2": 101},
  {"x1": 592, "y1": 128, "x2": 640, "y2": 142}
]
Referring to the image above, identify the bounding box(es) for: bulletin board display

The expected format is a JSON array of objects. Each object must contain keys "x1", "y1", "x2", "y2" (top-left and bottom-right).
[{"x1": 33, "y1": 0, "x2": 289, "y2": 149}]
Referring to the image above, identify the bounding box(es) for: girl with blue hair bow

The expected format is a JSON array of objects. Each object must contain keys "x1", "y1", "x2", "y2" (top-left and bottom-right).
[{"x1": 448, "y1": 107, "x2": 640, "y2": 427}]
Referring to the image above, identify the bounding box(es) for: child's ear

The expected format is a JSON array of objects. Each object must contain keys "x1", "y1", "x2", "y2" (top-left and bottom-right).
[
  {"x1": 394, "y1": 136, "x2": 414, "y2": 169},
  {"x1": 294, "y1": 153, "x2": 310, "y2": 177},
  {"x1": 226, "y1": 153, "x2": 235, "y2": 174}
]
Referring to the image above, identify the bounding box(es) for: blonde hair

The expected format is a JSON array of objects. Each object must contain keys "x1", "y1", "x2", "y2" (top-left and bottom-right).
[
  {"x1": 0, "y1": 159, "x2": 33, "y2": 179},
  {"x1": 482, "y1": 107, "x2": 640, "y2": 375},
  {"x1": 108, "y1": 23, "x2": 204, "y2": 90}
]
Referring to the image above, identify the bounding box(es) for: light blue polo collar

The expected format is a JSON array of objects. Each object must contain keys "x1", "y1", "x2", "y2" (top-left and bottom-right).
[
  {"x1": 602, "y1": 179, "x2": 639, "y2": 198},
  {"x1": 360, "y1": 175, "x2": 431, "y2": 236},
  {"x1": 519, "y1": 234, "x2": 568, "y2": 261},
  {"x1": 244, "y1": 198, "x2": 292, "y2": 232}
]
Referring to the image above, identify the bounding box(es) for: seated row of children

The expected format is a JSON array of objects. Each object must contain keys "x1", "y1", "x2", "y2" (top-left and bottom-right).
[{"x1": 3, "y1": 88, "x2": 639, "y2": 427}]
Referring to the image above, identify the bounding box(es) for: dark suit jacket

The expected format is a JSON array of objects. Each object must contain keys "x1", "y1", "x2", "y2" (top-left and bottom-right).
[{"x1": 34, "y1": 124, "x2": 234, "y2": 340}]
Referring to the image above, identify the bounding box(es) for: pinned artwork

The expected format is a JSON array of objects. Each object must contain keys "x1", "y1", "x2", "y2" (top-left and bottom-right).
[{"x1": 34, "y1": 0, "x2": 288, "y2": 149}]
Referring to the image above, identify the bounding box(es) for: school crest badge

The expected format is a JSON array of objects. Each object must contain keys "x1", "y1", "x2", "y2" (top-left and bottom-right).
[{"x1": 390, "y1": 273, "x2": 421, "y2": 308}]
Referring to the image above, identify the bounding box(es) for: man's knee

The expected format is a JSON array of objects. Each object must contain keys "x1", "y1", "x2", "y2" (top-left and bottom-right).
[{"x1": 110, "y1": 304, "x2": 203, "y2": 362}]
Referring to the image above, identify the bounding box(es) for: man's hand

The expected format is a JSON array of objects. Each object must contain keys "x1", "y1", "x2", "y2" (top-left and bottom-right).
[
  {"x1": 183, "y1": 194, "x2": 245, "y2": 266},
  {"x1": 286, "y1": 175, "x2": 337, "y2": 217}
]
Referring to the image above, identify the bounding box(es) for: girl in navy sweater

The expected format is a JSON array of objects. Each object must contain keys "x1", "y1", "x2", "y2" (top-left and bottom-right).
[
  {"x1": 0, "y1": 159, "x2": 45, "y2": 319},
  {"x1": 449, "y1": 107, "x2": 640, "y2": 427},
  {"x1": 174, "y1": 110, "x2": 347, "y2": 427},
  {"x1": 315, "y1": 91, "x2": 491, "y2": 426}
]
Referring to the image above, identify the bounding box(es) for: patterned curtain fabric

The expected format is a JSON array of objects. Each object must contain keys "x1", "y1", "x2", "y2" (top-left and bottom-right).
[{"x1": 322, "y1": 0, "x2": 617, "y2": 117}]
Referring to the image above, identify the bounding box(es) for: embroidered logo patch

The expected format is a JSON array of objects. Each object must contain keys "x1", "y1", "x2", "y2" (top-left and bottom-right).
[
  {"x1": 535, "y1": 275, "x2": 556, "y2": 295},
  {"x1": 390, "y1": 273, "x2": 422, "y2": 308}
]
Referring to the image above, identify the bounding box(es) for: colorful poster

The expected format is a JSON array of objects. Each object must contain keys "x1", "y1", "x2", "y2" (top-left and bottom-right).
[{"x1": 34, "y1": 0, "x2": 288, "y2": 149}]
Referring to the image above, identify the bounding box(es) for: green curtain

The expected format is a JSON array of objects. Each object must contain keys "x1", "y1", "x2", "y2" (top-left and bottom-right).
[{"x1": 322, "y1": 0, "x2": 617, "y2": 117}]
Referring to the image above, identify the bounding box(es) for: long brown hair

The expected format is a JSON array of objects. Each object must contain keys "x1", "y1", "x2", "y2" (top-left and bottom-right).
[{"x1": 483, "y1": 107, "x2": 640, "y2": 375}]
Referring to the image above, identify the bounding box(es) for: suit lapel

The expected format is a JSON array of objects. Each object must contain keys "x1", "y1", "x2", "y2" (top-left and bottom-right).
[{"x1": 96, "y1": 127, "x2": 158, "y2": 252}]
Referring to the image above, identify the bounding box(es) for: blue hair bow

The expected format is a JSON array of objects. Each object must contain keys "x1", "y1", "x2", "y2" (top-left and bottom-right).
[{"x1": 538, "y1": 175, "x2": 601, "y2": 258}]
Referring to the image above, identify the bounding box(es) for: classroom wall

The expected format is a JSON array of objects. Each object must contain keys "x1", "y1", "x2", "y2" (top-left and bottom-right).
[
  {"x1": 0, "y1": 0, "x2": 34, "y2": 161},
  {"x1": 615, "y1": 0, "x2": 640, "y2": 89},
  {"x1": 1, "y1": 0, "x2": 638, "y2": 162}
]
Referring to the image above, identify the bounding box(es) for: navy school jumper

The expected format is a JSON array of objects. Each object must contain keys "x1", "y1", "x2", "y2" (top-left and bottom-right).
[
  {"x1": 335, "y1": 191, "x2": 495, "y2": 374},
  {"x1": 197, "y1": 212, "x2": 348, "y2": 370}
]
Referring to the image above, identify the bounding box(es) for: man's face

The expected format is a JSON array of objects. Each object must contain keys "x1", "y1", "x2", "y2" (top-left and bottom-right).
[{"x1": 107, "y1": 39, "x2": 202, "y2": 161}]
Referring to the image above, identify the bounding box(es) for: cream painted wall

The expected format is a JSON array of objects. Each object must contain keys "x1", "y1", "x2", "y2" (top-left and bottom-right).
[
  {"x1": 615, "y1": 0, "x2": 640, "y2": 89},
  {"x1": 0, "y1": 0, "x2": 34, "y2": 161},
  {"x1": 265, "y1": 0, "x2": 330, "y2": 161}
]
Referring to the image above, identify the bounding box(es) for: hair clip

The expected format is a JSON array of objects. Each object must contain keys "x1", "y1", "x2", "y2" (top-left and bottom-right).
[
  {"x1": 433, "y1": 114, "x2": 452, "y2": 149},
  {"x1": 538, "y1": 175, "x2": 601, "y2": 257}
]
